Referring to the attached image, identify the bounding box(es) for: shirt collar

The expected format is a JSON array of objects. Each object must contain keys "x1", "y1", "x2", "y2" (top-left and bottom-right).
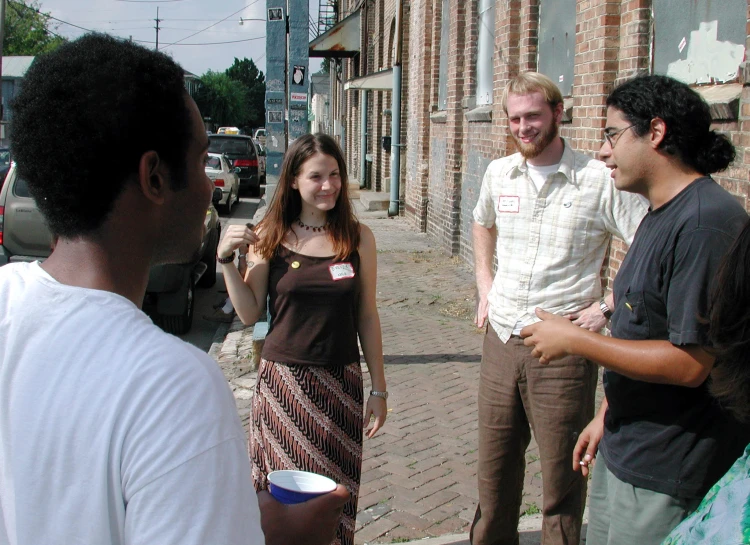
[{"x1": 511, "y1": 139, "x2": 578, "y2": 186}]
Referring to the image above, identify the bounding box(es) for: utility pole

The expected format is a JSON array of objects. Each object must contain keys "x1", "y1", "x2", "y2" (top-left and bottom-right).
[
  {"x1": 154, "y1": 7, "x2": 161, "y2": 50},
  {"x1": 0, "y1": 0, "x2": 6, "y2": 135}
]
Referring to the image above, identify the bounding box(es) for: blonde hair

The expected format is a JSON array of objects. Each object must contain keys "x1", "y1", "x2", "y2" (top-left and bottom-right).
[{"x1": 501, "y1": 72, "x2": 563, "y2": 113}]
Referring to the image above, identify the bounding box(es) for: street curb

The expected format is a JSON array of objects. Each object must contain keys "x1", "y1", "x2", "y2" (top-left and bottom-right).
[
  {"x1": 392, "y1": 534, "x2": 469, "y2": 545},
  {"x1": 390, "y1": 514, "x2": 545, "y2": 544},
  {"x1": 207, "y1": 322, "x2": 230, "y2": 360}
]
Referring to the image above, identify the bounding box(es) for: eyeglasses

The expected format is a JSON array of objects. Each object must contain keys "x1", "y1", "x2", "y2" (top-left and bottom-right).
[{"x1": 603, "y1": 125, "x2": 634, "y2": 149}]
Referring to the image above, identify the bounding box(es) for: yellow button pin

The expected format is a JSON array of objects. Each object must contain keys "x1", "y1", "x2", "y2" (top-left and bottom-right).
[
  {"x1": 291, "y1": 261, "x2": 301, "y2": 269},
  {"x1": 625, "y1": 302, "x2": 633, "y2": 311}
]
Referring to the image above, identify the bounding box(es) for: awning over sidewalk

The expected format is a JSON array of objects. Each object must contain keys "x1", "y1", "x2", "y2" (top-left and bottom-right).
[
  {"x1": 343, "y1": 68, "x2": 394, "y2": 91},
  {"x1": 309, "y1": 10, "x2": 360, "y2": 58}
]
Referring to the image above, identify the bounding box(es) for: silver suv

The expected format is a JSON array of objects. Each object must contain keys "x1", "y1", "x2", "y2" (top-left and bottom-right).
[{"x1": 0, "y1": 164, "x2": 222, "y2": 334}]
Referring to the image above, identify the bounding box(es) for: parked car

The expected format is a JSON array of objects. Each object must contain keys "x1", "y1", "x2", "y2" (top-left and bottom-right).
[
  {"x1": 205, "y1": 152, "x2": 240, "y2": 213},
  {"x1": 208, "y1": 134, "x2": 261, "y2": 196},
  {"x1": 0, "y1": 148, "x2": 10, "y2": 192},
  {"x1": 253, "y1": 140, "x2": 266, "y2": 185},
  {"x1": 0, "y1": 163, "x2": 221, "y2": 335}
]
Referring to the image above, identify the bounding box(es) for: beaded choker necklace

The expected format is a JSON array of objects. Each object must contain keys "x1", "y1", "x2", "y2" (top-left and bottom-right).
[{"x1": 296, "y1": 218, "x2": 327, "y2": 232}]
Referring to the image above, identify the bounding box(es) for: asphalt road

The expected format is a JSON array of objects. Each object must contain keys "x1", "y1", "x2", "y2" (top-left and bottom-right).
[{"x1": 178, "y1": 194, "x2": 261, "y2": 352}]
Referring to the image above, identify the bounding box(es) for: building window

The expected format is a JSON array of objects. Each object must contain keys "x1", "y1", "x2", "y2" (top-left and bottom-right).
[
  {"x1": 653, "y1": 0, "x2": 745, "y2": 84},
  {"x1": 476, "y1": 0, "x2": 495, "y2": 105},
  {"x1": 537, "y1": 0, "x2": 576, "y2": 97},
  {"x1": 437, "y1": 0, "x2": 450, "y2": 110}
]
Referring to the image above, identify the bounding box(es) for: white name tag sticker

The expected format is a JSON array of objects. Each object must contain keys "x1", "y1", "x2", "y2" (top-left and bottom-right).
[
  {"x1": 329, "y1": 262, "x2": 355, "y2": 281},
  {"x1": 497, "y1": 195, "x2": 520, "y2": 213}
]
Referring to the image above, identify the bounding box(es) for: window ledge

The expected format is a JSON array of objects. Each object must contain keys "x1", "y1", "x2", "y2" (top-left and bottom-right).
[
  {"x1": 694, "y1": 83, "x2": 742, "y2": 121},
  {"x1": 561, "y1": 97, "x2": 574, "y2": 124},
  {"x1": 430, "y1": 111, "x2": 447, "y2": 123},
  {"x1": 466, "y1": 105, "x2": 493, "y2": 123}
]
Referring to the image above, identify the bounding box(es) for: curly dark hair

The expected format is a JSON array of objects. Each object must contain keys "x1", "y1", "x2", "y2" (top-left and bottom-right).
[
  {"x1": 606, "y1": 74, "x2": 735, "y2": 175},
  {"x1": 10, "y1": 33, "x2": 193, "y2": 237},
  {"x1": 707, "y1": 218, "x2": 750, "y2": 422}
]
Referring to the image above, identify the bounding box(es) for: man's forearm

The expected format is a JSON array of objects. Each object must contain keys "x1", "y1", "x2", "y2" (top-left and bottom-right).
[
  {"x1": 472, "y1": 222, "x2": 496, "y2": 291},
  {"x1": 569, "y1": 331, "x2": 714, "y2": 387}
]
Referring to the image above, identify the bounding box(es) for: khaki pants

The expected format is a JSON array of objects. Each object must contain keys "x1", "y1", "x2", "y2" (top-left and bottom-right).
[
  {"x1": 470, "y1": 326, "x2": 598, "y2": 545},
  {"x1": 586, "y1": 458, "x2": 700, "y2": 545}
]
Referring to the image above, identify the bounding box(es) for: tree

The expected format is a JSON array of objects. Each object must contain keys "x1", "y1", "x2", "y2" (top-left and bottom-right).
[
  {"x1": 225, "y1": 57, "x2": 265, "y2": 130},
  {"x1": 193, "y1": 71, "x2": 249, "y2": 128},
  {"x1": 4, "y1": 0, "x2": 67, "y2": 55}
]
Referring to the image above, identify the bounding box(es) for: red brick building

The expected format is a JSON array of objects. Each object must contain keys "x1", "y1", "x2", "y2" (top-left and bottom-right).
[{"x1": 323, "y1": 0, "x2": 749, "y2": 283}]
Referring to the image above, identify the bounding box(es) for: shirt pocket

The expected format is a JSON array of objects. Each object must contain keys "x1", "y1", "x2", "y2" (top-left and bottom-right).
[
  {"x1": 618, "y1": 291, "x2": 650, "y2": 340},
  {"x1": 544, "y1": 203, "x2": 593, "y2": 261}
]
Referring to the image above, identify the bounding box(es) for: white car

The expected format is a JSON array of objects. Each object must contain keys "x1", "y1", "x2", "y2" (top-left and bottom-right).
[{"x1": 205, "y1": 152, "x2": 240, "y2": 213}]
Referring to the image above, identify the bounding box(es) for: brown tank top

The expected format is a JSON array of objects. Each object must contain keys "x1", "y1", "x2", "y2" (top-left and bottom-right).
[{"x1": 261, "y1": 245, "x2": 361, "y2": 366}]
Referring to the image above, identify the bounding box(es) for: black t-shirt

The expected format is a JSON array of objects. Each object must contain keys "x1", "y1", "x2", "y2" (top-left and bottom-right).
[{"x1": 599, "y1": 177, "x2": 750, "y2": 499}]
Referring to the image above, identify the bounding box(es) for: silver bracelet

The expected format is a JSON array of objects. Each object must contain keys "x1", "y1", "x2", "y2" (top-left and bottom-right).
[
  {"x1": 238, "y1": 253, "x2": 247, "y2": 260},
  {"x1": 370, "y1": 390, "x2": 388, "y2": 400}
]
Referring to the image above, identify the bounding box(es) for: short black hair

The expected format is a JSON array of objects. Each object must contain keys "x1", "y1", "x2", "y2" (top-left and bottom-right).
[
  {"x1": 606, "y1": 74, "x2": 735, "y2": 175},
  {"x1": 10, "y1": 33, "x2": 193, "y2": 237}
]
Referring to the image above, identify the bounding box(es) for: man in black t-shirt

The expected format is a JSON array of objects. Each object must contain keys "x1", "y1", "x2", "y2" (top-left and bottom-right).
[{"x1": 520, "y1": 75, "x2": 749, "y2": 545}]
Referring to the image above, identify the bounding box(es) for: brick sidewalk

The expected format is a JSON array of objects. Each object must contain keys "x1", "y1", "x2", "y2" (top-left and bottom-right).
[{"x1": 211, "y1": 195, "x2": 570, "y2": 544}]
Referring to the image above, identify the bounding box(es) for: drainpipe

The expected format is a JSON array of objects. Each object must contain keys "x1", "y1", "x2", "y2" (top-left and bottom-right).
[
  {"x1": 360, "y1": 89, "x2": 368, "y2": 188},
  {"x1": 388, "y1": 0, "x2": 403, "y2": 216}
]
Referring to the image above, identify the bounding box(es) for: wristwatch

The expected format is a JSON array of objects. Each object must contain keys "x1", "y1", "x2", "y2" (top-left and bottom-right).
[
  {"x1": 370, "y1": 390, "x2": 388, "y2": 400},
  {"x1": 599, "y1": 299, "x2": 613, "y2": 320}
]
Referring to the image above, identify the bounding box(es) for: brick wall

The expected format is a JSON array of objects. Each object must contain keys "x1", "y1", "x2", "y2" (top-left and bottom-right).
[
  {"x1": 404, "y1": 0, "x2": 433, "y2": 229},
  {"x1": 400, "y1": 0, "x2": 750, "y2": 292},
  {"x1": 332, "y1": 0, "x2": 750, "y2": 286}
]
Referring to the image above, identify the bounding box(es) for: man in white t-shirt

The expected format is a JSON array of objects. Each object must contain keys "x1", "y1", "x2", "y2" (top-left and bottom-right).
[
  {"x1": 0, "y1": 34, "x2": 347, "y2": 545},
  {"x1": 470, "y1": 72, "x2": 647, "y2": 545}
]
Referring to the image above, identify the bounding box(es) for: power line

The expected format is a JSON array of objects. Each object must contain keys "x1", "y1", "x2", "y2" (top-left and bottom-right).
[
  {"x1": 7, "y1": 0, "x2": 266, "y2": 49},
  {"x1": 160, "y1": 26, "x2": 259, "y2": 33},
  {"x1": 136, "y1": 35, "x2": 265, "y2": 46},
  {"x1": 8, "y1": 0, "x2": 95, "y2": 33},
  {"x1": 158, "y1": 0, "x2": 261, "y2": 50}
]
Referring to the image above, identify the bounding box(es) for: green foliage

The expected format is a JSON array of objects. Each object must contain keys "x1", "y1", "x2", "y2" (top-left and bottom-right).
[
  {"x1": 5, "y1": 0, "x2": 67, "y2": 55},
  {"x1": 522, "y1": 502, "x2": 541, "y2": 516},
  {"x1": 193, "y1": 71, "x2": 249, "y2": 128},
  {"x1": 194, "y1": 58, "x2": 265, "y2": 131},
  {"x1": 225, "y1": 57, "x2": 265, "y2": 129}
]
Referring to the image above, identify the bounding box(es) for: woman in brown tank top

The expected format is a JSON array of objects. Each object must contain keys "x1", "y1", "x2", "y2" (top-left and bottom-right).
[{"x1": 217, "y1": 133, "x2": 387, "y2": 545}]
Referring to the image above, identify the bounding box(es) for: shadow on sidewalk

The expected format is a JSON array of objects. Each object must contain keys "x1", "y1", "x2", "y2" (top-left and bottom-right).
[{"x1": 384, "y1": 354, "x2": 481, "y2": 365}]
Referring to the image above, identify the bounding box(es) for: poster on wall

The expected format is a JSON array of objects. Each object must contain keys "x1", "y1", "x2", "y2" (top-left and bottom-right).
[
  {"x1": 292, "y1": 65, "x2": 306, "y2": 86},
  {"x1": 268, "y1": 8, "x2": 283, "y2": 21}
]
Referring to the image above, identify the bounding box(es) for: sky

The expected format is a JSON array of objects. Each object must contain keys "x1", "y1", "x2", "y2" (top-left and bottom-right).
[{"x1": 36, "y1": 0, "x2": 323, "y2": 77}]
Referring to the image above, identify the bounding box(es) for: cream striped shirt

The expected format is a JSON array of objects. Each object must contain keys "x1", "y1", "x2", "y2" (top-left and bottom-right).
[{"x1": 473, "y1": 142, "x2": 648, "y2": 343}]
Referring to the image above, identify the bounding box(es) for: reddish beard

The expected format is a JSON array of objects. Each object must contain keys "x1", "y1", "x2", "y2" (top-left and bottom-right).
[{"x1": 513, "y1": 120, "x2": 559, "y2": 159}]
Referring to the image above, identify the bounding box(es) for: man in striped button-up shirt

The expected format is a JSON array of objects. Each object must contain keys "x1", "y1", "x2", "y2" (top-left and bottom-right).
[{"x1": 470, "y1": 72, "x2": 647, "y2": 545}]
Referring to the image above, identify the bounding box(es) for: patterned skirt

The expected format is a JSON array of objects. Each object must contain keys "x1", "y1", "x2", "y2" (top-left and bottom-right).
[{"x1": 250, "y1": 358, "x2": 364, "y2": 545}]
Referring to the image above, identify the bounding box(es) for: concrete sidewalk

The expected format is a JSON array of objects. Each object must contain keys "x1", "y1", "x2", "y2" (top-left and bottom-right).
[{"x1": 211, "y1": 188, "x2": 592, "y2": 544}]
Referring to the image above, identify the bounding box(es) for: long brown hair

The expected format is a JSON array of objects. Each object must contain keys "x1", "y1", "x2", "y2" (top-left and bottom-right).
[
  {"x1": 707, "y1": 217, "x2": 750, "y2": 422},
  {"x1": 254, "y1": 133, "x2": 359, "y2": 260}
]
